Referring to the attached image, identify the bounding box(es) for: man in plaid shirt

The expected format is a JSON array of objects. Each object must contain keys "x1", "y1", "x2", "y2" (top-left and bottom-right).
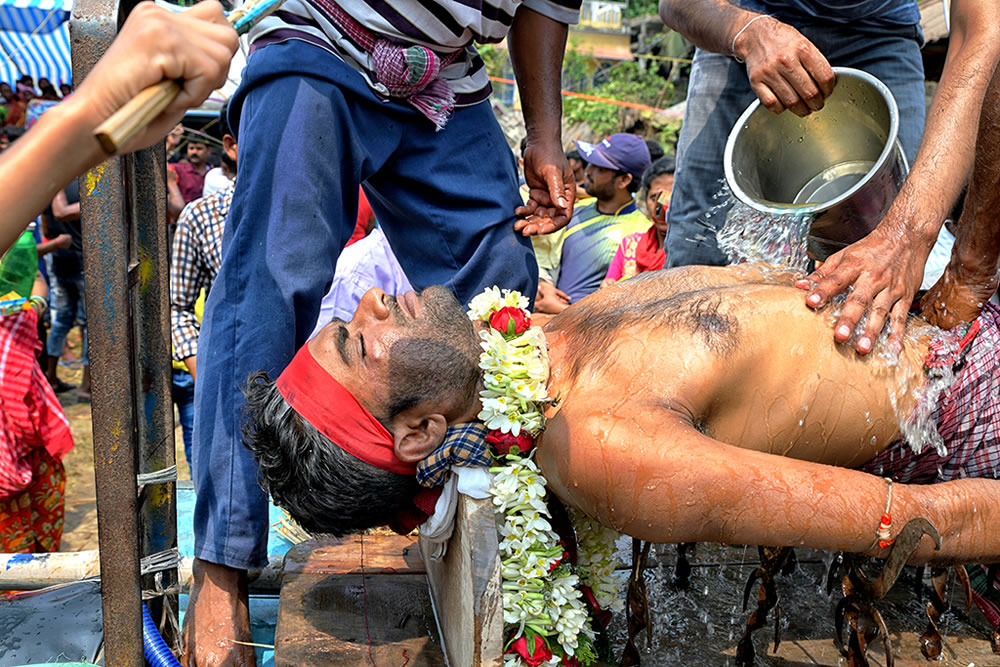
[{"x1": 169, "y1": 106, "x2": 236, "y2": 469}]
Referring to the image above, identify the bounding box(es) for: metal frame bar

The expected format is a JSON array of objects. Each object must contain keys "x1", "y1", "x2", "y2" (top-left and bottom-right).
[{"x1": 71, "y1": 0, "x2": 178, "y2": 661}]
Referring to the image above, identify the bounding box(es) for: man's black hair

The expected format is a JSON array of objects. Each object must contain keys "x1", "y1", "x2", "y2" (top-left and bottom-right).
[
  {"x1": 645, "y1": 139, "x2": 665, "y2": 163},
  {"x1": 641, "y1": 155, "x2": 676, "y2": 196},
  {"x1": 218, "y1": 99, "x2": 232, "y2": 139},
  {"x1": 206, "y1": 147, "x2": 223, "y2": 169},
  {"x1": 565, "y1": 149, "x2": 582, "y2": 162},
  {"x1": 242, "y1": 371, "x2": 421, "y2": 536},
  {"x1": 622, "y1": 170, "x2": 642, "y2": 194}
]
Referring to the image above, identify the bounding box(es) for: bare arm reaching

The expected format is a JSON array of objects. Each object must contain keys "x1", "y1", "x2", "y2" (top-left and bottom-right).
[
  {"x1": 0, "y1": 1, "x2": 236, "y2": 254},
  {"x1": 920, "y1": 58, "x2": 1000, "y2": 329},
  {"x1": 801, "y1": 0, "x2": 1000, "y2": 350},
  {"x1": 658, "y1": 0, "x2": 835, "y2": 117}
]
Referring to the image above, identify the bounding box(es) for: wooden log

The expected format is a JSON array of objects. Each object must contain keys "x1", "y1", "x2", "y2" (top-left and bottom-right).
[
  {"x1": 275, "y1": 535, "x2": 444, "y2": 666},
  {"x1": 419, "y1": 494, "x2": 504, "y2": 667}
]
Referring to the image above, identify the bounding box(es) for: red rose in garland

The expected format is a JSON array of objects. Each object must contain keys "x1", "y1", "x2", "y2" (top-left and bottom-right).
[
  {"x1": 506, "y1": 635, "x2": 553, "y2": 666},
  {"x1": 486, "y1": 428, "x2": 535, "y2": 456},
  {"x1": 489, "y1": 306, "x2": 531, "y2": 337}
]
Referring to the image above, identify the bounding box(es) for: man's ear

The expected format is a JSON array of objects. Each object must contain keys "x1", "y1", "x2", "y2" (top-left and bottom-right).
[
  {"x1": 390, "y1": 409, "x2": 448, "y2": 463},
  {"x1": 617, "y1": 172, "x2": 634, "y2": 191},
  {"x1": 223, "y1": 134, "x2": 238, "y2": 162}
]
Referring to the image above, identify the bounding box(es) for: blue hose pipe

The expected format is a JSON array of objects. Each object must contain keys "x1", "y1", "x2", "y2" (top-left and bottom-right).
[{"x1": 141, "y1": 602, "x2": 182, "y2": 667}]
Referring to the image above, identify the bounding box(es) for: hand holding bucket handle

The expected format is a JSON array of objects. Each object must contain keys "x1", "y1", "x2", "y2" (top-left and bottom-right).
[{"x1": 731, "y1": 13, "x2": 836, "y2": 118}]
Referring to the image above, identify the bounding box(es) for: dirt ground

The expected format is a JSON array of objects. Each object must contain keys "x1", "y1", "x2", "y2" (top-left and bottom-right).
[{"x1": 55, "y1": 327, "x2": 190, "y2": 553}]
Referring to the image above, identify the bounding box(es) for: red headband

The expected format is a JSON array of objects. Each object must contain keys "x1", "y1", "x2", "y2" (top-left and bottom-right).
[{"x1": 276, "y1": 343, "x2": 417, "y2": 476}]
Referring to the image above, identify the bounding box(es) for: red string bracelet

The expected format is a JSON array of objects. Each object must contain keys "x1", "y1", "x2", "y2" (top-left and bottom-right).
[{"x1": 876, "y1": 478, "x2": 894, "y2": 549}]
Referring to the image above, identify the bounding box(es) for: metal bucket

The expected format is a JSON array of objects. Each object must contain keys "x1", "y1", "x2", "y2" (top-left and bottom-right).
[{"x1": 723, "y1": 67, "x2": 908, "y2": 260}]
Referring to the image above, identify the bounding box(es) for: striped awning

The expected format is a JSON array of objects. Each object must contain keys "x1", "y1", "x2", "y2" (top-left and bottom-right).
[
  {"x1": 0, "y1": 0, "x2": 72, "y2": 88},
  {"x1": 0, "y1": 0, "x2": 70, "y2": 33}
]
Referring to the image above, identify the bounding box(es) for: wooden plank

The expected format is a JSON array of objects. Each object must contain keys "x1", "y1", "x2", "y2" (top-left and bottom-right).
[
  {"x1": 282, "y1": 534, "x2": 425, "y2": 575},
  {"x1": 275, "y1": 572, "x2": 444, "y2": 666},
  {"x1": 420, "y1": 494, "x2": 504, "y2": 667}
]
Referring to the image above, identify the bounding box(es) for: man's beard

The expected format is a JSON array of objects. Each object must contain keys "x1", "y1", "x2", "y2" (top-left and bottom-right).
[
  {"x1": 385, "y1": 287, "x2": 481, "y2": 420},
  {"x1": 585, "y1": 179, "x2": 615, "y2": 200}
]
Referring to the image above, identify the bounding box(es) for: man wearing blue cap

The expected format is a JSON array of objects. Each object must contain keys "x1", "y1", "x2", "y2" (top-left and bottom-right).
[{"x1": 535, "y1": 133, "x2": 652, "y2": 313}]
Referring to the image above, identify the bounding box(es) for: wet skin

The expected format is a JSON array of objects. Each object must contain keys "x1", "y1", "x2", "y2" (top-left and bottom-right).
[
  {"x1": 535, "y1": 266, "x2": 999, "y2": 564},
  {"x1": 310, "y1": 267, "x2": 1000, "y2": 565}
]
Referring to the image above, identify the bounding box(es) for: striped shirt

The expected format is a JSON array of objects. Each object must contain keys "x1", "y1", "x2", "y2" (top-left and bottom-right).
[
  {"x1": 250, "y1": 0, "x2": 582, "y2": 107},
  {"x1": 170, "y1": 188, "x2": 232, "y2": 362},
  {"x1": 536, "y1": 199, "x2": 650, "y2": 303}
]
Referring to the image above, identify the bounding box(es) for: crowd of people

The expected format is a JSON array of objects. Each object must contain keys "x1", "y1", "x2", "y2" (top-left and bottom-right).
[{"x1": 1, "y1": 0, "x2": 1000, "y2": 664}]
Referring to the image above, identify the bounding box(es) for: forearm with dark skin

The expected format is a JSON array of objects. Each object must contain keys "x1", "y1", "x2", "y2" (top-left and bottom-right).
[
  {"x1": 508, "y1": 7, "x2": 575, "y2": 234},
  {"x1": 658, "y1": 0, "x2": 756, "y2": 56},
  {"x1": 921, "y1": 59, "x2": 1000, "y2": 327},
  {"x1": 35, "y1": 238, "x2": 65, "y2": 257},
  {"x1": 508, "y1": 7, "x2": 565, "y2": 163},
  {"x1": 947, "y1": 64, "x2": 1000, "y2": 279}
]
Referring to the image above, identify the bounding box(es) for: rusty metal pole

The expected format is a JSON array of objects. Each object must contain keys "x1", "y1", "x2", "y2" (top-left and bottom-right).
[
  {"x1": 71, "y1": 0, "x2": 143, "y2": 660},
  {"x1": 125, "y1": 126, "x2": 179, "y2": 647},
  {"x1": 72, "y1": 0, "x2": 179, "y2": 661}
]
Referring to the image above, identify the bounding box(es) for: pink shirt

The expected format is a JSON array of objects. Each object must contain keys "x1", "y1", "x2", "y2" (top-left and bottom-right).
[{"x1": 604, "y1": 231, "x2": 645, "y2": 283}]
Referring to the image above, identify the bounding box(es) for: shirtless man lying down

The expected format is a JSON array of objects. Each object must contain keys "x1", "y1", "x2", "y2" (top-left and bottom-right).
[{"x1": 242, "y1": 262, "x2": 999, "y2": 565}]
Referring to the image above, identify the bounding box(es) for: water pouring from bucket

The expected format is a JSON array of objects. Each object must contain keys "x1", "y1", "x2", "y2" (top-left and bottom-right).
[{"x1": 723, "y1": 67, "x2": 909, "y2": 262}]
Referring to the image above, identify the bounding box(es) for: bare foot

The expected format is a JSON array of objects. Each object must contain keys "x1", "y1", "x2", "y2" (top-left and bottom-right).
[{"x1": 181, "y1": 558, "x2": 256, "y2": 667}]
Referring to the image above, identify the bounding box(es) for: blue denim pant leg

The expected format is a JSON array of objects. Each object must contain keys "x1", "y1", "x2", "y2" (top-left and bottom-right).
[
  {"x1": 192, "y1": 40, "x2": 535, "y2": 570},
  {"x1": 172, "y1": 370, "x2": 195, "y2": 470},
  {"x1": 666, "y1": 23, "x2": 924, "y2": 269},
  {"x1": 665, "y1": 48, "x2": 757, "y2": 268},
  {"x1": 46, "y1": 272, "x2": 88, "y2": 363}
]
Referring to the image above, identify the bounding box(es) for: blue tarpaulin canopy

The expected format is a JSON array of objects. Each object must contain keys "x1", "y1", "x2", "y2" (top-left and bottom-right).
[{"x1": 0, "y1": 0, "x2": 72, "y2": 89}]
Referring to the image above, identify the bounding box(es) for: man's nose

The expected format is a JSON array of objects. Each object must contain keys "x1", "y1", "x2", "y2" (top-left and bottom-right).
[{"x1": 357, "y1": 288, "x2": 391, "y2": 322}]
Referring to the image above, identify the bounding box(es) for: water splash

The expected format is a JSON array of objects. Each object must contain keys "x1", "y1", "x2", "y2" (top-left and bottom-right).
[
  {"x1": 713, "y1": 185, "x2": 814, "y2": 271},
  {"x1": 822, "y1": 288, "x2": 955, "y2": 456},
  {"x1": 711, "y1": 183, "x2": 960, "y2": 457}
]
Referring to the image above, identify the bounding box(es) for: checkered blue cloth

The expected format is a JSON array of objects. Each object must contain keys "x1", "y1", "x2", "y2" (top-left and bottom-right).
[
  {"x1": 861, "y1": 303, "x2": 1000, "y2": 483},
  {"x1": 416, "y1": 422, "x2": 490, "y2": 488}
]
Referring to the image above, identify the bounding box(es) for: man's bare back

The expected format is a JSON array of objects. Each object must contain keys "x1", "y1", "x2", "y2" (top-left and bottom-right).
[{"x1": 536, "y1": 265, "x2": 998, "y2": 562}]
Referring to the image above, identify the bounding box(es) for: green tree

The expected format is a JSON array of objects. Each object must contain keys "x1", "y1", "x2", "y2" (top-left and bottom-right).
[
  {"x1": 624, "y1": 0, "x2": 659, "y2": 19},
  {"x1": 563, "y1": 59, "x2": 681, "y2": 147},
  {"x1": 477, "y1": 44, "x2": 510, "y2": 79}
]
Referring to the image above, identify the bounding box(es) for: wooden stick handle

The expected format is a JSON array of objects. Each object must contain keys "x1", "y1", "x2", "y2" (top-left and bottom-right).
[{"x1": 94, "y1": 79, "x2": 182, "y2": 154}]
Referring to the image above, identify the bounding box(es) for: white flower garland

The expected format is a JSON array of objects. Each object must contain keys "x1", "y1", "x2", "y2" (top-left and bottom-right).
[{"x1": 467, "y1": 287, "x2": 623, "y2": 666}]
